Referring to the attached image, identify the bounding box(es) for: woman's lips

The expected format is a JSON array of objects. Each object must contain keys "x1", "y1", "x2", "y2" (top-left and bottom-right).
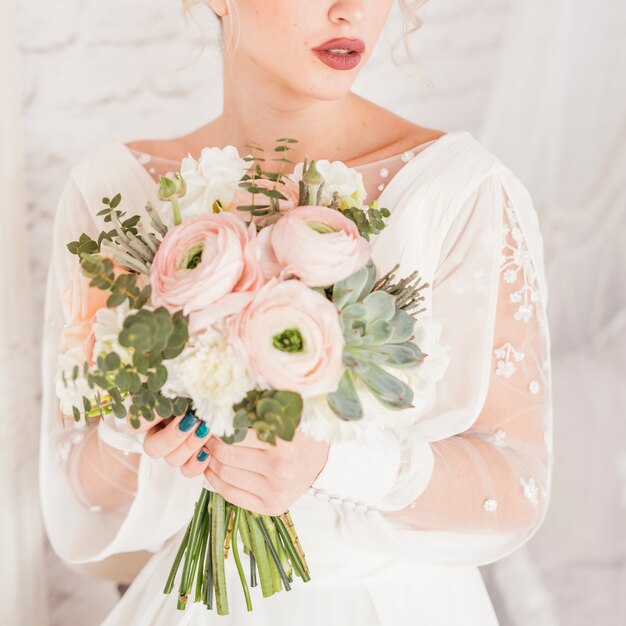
[
  {"x1": 312, "y1": 49, "x2": 363, "y2": 70},
  {"x1": 312, "y1": 38, "x2": 365, "y2": 70}
]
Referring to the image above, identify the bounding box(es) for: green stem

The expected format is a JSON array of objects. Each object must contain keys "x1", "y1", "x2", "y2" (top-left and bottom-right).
[
  {"x1": 257, "y1": 516, "x2": 291, "y2": 592},
  {"x1": 194, "y1": 510, "x2": 210, "y2": 603},
  {"x1": 249, "y1": 552, "x2": 257, "y2": 588},
  {"x1": 211, "y1": 492, "x2": 229, "y2": 615},
  {"x1": 245, "y1": 511, "x2": 274, "y2": 597},
  {"x1": 274, "y1": 517, "x2": 310, "y2": 582},
  {"x1": 163, "y1": 522, "x2": 191, "y2": 595},
  {"x1": 171, "y1": 197, "x2": 182, "y2": 226},
  {"x1": 231, "y1": 508, "x2": 253, "y2": 612},
  {"x1": 205, "y1": 498, "x2": 213, "y2": 610},
  {"x1": 178, "y1": 489, "x2": 209, "y2": 609},
  {"x1": 201, "y1": 506, "x2": 212, "y2": 606}
]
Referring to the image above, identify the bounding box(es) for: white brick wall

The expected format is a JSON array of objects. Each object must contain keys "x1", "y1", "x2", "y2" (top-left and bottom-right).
[{"x1": 16, "y1": 2, "x2": 512, "y2": 623}]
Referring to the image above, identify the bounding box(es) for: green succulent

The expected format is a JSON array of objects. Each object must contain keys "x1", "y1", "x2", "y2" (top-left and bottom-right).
[{"x1": 328, "y1": 260, "x2": 426, "y2": 420}]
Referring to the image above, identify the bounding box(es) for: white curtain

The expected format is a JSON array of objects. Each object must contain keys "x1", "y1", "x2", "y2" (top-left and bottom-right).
[
  {"x1": 478, "y1": 0, "x2": 626, "y2": 624},
  {"x1": 0, "y1": 0, "x2": 47, "y2": 624}
]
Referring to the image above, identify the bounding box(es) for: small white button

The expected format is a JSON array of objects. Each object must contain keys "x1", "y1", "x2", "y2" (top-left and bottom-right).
[
  {"x1": 365, "y1": 507, "x2": 378, "y2": 517},
  {"x1": 329, "y1": 496, "x2": 342, "y2": 505},
  {"x1": 342, "y1": 499, "x2": 356, "y2": 510},
  {"x1": 313, "y1": 489, "x2": 330, "y2": 502},
  {"x1": 379, "y1": 167, "x2": 389, "y2": 178},
  {"x1": 354, "y1": 503, "x2": 368, "y2": 514}
]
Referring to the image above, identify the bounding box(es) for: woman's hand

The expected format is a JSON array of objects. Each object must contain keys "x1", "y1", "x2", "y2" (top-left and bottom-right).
[
  {"x1": 139, "y1": 411, "x2": 212, "y2": 471},
  {"x1": 189, "y1": 429, "x2": 329, "y2": 516}
]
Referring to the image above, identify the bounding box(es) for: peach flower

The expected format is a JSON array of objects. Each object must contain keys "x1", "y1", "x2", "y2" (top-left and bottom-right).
[
  {"x1": 149, "y1": 212, "x2": 265, "y2": 331},
  {"x1": 270, "y1": 205, "x2": 370, "y2": 287},
  {"x1": 229, "y1": 278, "x2": 344, "y2": 397},
  {"x1": 60, "y1": 261, "x2": 129, "y2": 365}
]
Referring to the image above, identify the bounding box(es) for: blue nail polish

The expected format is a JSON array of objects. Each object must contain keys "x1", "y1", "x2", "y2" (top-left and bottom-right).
[
  {"x1": 195, "y1": 422, "x2": 210, "y2": 438},
  {"x1": 179, "y1": 411, "x2": 198, "y2": 432},
  {"x1": 197, "y1": 449, "x2": 209, "y2": 462}
]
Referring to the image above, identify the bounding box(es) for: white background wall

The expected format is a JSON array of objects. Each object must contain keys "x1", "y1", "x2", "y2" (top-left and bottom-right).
[{"x1": 14, "y1": 1, "x2": 625, "y2": 624}]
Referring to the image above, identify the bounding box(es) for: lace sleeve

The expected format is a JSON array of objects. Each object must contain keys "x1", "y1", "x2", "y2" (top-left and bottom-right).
[
  {"x1": 386, "y1": 186, "x2": 553, "y2": 535},
  {"x1": 311, "y1": 171, "x2": 554, "y2": 565}
]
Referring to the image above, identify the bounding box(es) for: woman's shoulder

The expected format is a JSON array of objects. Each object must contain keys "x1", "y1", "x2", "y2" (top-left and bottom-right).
[{"x1": 61, "y1": 136, "x2": 161, "y2": 217}]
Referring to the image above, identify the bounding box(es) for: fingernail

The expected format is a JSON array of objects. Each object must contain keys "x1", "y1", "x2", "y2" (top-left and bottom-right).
[
  {"x1": 195, "y1": 422, "x2": 210, "y2": 438},
  {"x1": 179, "y1": 411, "x2": 198, "y2": 432},
  {"x1": 197, "y1": 449, "x2": 209, "y2": 462}
]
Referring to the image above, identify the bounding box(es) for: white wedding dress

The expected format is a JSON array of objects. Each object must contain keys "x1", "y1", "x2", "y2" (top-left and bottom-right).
[{"x1": 39, "y1": 130, "x2": 553, "y2": 625}]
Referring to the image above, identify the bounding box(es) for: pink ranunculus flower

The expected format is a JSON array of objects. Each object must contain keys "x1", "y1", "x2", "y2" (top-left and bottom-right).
[
  {"x1": 229, "y1": 278, "x2": 345, "y2": 397},
  {"x1": 228, "y1": 177, "x2": 301, "y2": 226},
  {"x1": 270, "y1": 205, "x2": 371, "y2": 287},
  {"x1": 149, "y1": 212, "x2": 265, "y2": 331}
]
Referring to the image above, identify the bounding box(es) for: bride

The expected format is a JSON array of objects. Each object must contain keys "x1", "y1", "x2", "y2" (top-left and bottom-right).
[{"x1": 40, "y1": 1, "x2": 554, "y2": 624}]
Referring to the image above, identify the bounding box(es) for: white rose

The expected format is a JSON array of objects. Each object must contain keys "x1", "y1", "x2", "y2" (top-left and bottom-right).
[
  {"x1": 91, "y1": 299, "x2": 134, "y2": 366},
  {"x1": 288, "y1": 159, "x2": 367, "y2": 208},
  {"x1": 175, "y1": 145, "x2": 251, "y2": 220}
]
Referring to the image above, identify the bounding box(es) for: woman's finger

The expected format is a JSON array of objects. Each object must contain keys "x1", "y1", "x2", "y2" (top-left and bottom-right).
[
  {"x1": 164, "y1": 421, "x2": 212, "y2": 467},
  {"x1": 143, "y1": 411, "x2": 202, "y2": 459},
  {"x1": 204, "y1": 466, "x2": 266, "y2": 514},
  {"x1": 206, "y1": 436, "x2": 269, "y2": 473},
  {"x1": 206, "y1": 455, "x2": 269, "y2": 495},
  {"x1": 126, "y1": 412, "x2": 167, "y2": 434},
  {"x1": 233, "y1": 428, "x2": 274, "y2": 450},
  {"x1": 180, "y1": 446, "x2": 211, "y2": 478}
]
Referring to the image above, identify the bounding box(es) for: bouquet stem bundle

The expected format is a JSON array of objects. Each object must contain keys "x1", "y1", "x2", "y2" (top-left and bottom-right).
[{"x1": 164, "y1": 488, "x2": 310, "y2": 614}]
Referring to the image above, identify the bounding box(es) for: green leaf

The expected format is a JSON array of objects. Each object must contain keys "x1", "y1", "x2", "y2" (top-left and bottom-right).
[
  {"x1": 110, "y1": 193, "x2": 122, "y2": 209},
  {"x1": 132, "y1": 351, "x2": 150, "y2": 374},
  {"x1": 272, "y1": 391, "x2": 303, "y2": 419},
  {"x1": 351, "y1": 358, "x2": 414, "y2": 409},
  {"x1": 119, "y1": 323, "x2": 153, "y2": 352},
  {"x1": 112, "y1": 402, "x2": 127, "y2": 419},
  {"x1": 155, "y1": 395, "x2": 173, "y2": 418},
  {"x1": 105, "y1": 352, "x2": 121, "y2": 370},
  {"x1": 332, "y1": 260, "x2": 377, "y2": 310},
  {"x1": 361, "y1": 290, "x2": 396, "y2": 322},
  {"x1": 172, "y1": 396, "x2": 190, "y2": 416},
  {"x1": 327, "y1": 371, "x2": 362, "y2": 420},
  {"x1": 107, "y1": 290, "x2": 127, "y2": 308}
]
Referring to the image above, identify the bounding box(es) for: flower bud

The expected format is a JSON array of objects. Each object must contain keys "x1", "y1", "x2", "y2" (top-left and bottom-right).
[{"x1": 158, "y1": 172, "x2": 186, "y2": 201}]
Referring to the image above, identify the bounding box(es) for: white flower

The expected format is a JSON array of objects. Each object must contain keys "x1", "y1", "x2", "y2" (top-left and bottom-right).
[
  {"x1": 288, "y1": 159, "x2": 367, "y2": 208},
  {"x1": 160, "y1": 324, "x2": 255, "y2": 436},
  {"x1": 55, "y1": 344, "x2": 97, "y2": 417},
  {"x1": 92, "y1": 299, "x2": 134, "y2": 366},
  {"x1": 173, "y1": 145, "x2": 251, "y2": 222}
]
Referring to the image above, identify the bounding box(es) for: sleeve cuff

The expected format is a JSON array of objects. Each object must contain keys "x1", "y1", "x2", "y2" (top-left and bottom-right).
[{"x1": 311, "y1": 427, "x2": 402, "y2": 510}]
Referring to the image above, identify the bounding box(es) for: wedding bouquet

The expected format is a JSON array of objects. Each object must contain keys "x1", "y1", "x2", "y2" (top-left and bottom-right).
[{"x1": 55, "y1": 138, "x2": 448, "y2": 614}]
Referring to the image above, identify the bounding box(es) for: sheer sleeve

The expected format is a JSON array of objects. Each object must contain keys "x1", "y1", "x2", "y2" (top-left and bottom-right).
[
  {"x1": 39, "y1": 168, "x2": 202, "y2": 572},
  {"x1": 311, "y1": 170, "x2": 554, "y2": 565}
]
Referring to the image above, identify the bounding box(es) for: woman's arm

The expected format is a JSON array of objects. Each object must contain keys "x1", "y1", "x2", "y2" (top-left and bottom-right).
[
  {"x1": 193, "y1": 171, "x2": 553, "y2": 562},
  {"x1": 66, "y1": 411, "x2": 215, "y2": 512}
]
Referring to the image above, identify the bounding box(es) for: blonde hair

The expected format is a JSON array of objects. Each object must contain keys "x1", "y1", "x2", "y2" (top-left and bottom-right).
[{"x1": 180, "y1": 0, "x2": 430, "y2": 81}]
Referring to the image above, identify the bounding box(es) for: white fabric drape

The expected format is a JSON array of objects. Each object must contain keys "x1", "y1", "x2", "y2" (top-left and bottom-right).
[{"x1": 0, "y1": 0, "x2": 47, "y2": 624}]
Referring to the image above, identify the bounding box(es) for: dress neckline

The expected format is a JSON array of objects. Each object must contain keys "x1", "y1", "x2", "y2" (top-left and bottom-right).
[
  {"x1": 119, "y1": 134, "x2": 452, "y2": 173},
  {"x1": 112, "y1": 130, "x2": 469, "y2": 208}
]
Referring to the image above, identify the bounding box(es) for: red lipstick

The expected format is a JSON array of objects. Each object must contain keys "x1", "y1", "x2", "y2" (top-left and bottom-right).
[{"x1": 312, "y1": 37, "x2": 366, "y2": 71}]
